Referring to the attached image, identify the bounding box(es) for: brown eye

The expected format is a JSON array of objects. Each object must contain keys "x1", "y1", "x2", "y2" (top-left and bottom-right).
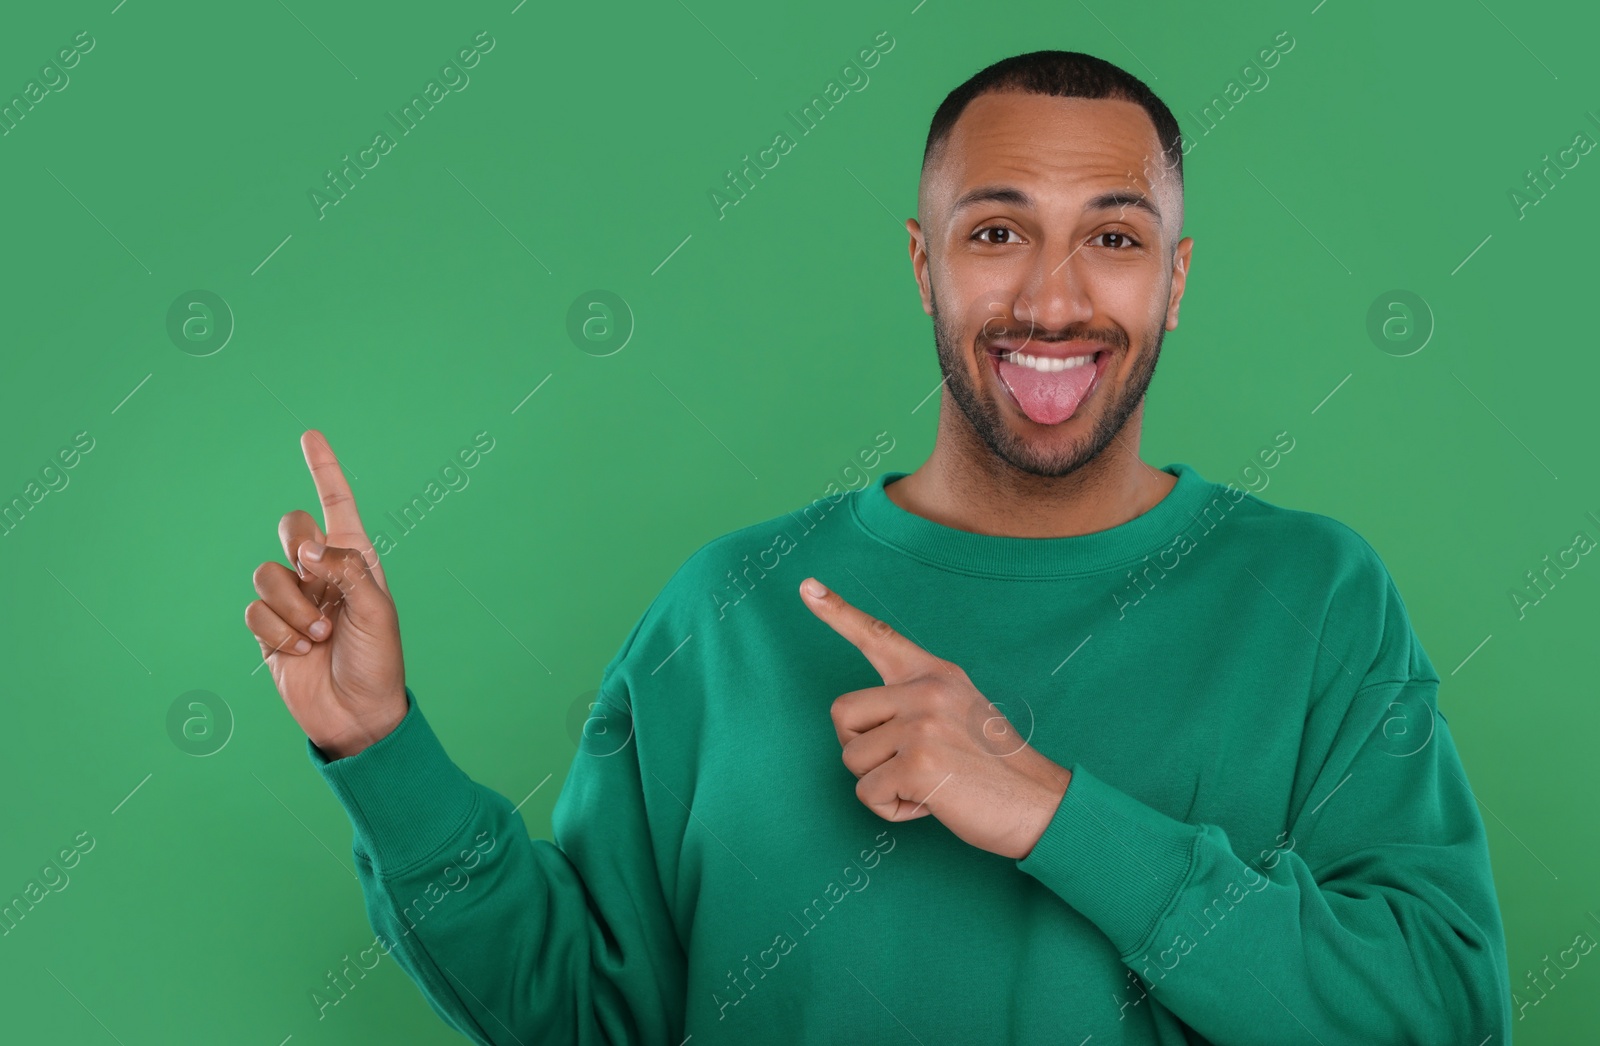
[
  {"x1": 974, "y1": 226, "x2": 1017, "y2": 244},
  {"x1": 1095, "y1": 231, "x2": 1140, "y2": 249}
]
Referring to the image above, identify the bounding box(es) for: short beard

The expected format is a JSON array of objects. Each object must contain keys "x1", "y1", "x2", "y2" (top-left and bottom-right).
[{"x1": 929, "y1": 282, "x2": 1166, "y2": 479}]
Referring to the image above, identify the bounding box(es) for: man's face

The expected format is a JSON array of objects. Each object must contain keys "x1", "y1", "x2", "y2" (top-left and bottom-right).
[{"x1": 908, "y1": 91, "x2": 1193, "y2": 478}]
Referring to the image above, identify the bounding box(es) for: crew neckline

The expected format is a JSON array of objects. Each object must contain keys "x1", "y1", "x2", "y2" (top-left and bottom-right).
[{"x1": 849, "y1": 462, "x2": 1222, "y2": 579}]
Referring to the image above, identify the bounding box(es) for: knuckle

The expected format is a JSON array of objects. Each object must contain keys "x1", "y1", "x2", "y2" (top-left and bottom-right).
[
  {"x1": 244, "y1": 599, "x2": 269, "y2": 632},
  {"x1": 867, "y1": 617, "x2": 895, "y2": 640},
  {"x1": 252, "y1": 561, "x2": 278, "y2": 593},
  {"x1": 320, "y1": 488, "x2": 354, "y2": 512},
  {"x1": 278, "y1": 509, "x2": 313, "y2": 545},
  {"x1": 327, "y1": 546, "x2": 368, "y2": 582}
]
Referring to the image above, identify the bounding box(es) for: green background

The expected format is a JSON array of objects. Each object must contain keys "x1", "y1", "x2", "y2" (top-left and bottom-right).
[{"x1": 2, "y1": 0, "x2": 1595, "y2": 1040}]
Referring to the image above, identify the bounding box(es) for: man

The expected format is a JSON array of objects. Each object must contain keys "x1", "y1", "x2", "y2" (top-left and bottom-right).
[{"x1": 246, "y1": 50, "x2": 1512, "y2": 1044}]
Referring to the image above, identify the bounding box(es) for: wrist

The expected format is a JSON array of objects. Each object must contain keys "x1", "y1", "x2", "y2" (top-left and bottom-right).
[
  {"x1": 1009, "y1": 756, "x2": 1072, "y2": 860},
  {"x1": 316, "y1": 700, "x2": 408, "y2": 761}
]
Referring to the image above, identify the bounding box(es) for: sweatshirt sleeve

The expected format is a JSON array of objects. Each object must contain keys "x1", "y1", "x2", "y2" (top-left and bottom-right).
[
  {"x1": 307, "y1": 684, "x2": 686, "y2": 1045},
  {"x1": 1016, "y1": 682, "x2": 1510, "y2": 1044}
]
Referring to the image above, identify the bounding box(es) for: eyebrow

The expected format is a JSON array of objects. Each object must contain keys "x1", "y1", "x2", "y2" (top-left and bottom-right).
[{"x1": 950, "y1": 185, "x2": 1162, "y2": 223}]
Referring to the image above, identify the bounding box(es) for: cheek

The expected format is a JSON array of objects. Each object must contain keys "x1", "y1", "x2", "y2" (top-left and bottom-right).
[
  {"x1": 1095, "y1": 261, "x2": 1165, "y2": 303},
  {"x1": 1097, "y1": 268, "x2": 1172, "y2": 337}
]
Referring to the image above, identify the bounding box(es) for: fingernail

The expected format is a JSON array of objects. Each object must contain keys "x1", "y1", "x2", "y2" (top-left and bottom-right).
[
  {"x1": 302, "y1": 541, "x2": 324, "y2": 562},
  {"x1": 803, "y1": 578, "x2": 827, "y2": 599},
  {"x1": 293, "y1": 638, "x2": 311, "y2": 654},
  {"x1": 309, "y1": 619, "x2": 330, "y2": 640}
]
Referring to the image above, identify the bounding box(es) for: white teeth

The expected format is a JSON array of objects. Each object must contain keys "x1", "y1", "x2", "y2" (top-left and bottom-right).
[{"x1": 999, "y1": 350, "x2": 1097, "y2": 373}]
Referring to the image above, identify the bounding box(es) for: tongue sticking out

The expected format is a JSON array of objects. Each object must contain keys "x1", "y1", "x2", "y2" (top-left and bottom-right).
[{"x1": 996, "y1": 353, "x2": 1099, "y2": 425}]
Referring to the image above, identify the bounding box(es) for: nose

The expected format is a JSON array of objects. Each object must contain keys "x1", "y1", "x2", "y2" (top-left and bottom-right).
[{"x1": 1010, "y1": 243, "x2": 1094, "y2": 339}]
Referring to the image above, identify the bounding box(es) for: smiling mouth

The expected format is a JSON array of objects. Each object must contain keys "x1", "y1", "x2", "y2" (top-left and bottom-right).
[
  {"x1": 985, "y1": 346, "x2": 1110, "y2": 425},
  {"x1": 989, "y1": 346, "x2": 1102, "y2": 372}
]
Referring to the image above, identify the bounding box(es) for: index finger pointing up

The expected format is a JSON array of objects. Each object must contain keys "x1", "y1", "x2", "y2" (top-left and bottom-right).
[
  {"x1": 800, "y1": 577, "x2": 939, "y2": 685},
  {"x1": 300, "y1": 429, "x2": 369, "y2": 547}
]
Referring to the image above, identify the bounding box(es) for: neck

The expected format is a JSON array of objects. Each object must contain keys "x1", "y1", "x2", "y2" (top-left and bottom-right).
[{"x1": 886, "y1": 396, "x2": 1176, "y2": 538}]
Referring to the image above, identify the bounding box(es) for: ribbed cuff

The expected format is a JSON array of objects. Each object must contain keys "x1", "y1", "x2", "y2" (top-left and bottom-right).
[
  {"x1": 306, "y1": 686, "x2": 479, "y2": 876},
  {"x1": 1015, "y1": 763, "x2": 1202, "y2": 958}
]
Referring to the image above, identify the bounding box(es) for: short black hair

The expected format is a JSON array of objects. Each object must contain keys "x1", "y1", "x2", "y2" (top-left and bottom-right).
[{"x1": 923, "y1": 50, "x2": 1184, "y2": 192}]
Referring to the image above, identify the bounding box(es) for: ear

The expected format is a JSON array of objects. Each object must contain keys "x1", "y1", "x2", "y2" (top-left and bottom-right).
[
  {"x1": 906, "y1": 218, "x2": 933, "y2": 317},
  {"x1": 1165, "y1": 236, "x2": 1193, "y2": 331}
]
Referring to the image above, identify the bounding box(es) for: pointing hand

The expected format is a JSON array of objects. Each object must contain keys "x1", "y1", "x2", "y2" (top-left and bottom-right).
[
  {"x1": 799, "y1": 576, "x2": 1073, "y2": 861},
  {"x1": 244, "y1": 430, "x2": 408, "y2": 759}
]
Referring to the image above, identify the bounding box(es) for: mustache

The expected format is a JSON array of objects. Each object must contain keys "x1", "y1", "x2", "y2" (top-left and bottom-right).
[{"x1": 977, "y1": 324, "x2": 1127, "y2": 351}]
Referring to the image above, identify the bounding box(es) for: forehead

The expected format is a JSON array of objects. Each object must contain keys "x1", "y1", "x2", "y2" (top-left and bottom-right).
[{"x1": 930, "y1": 91, "x2": 1173, "y2": 214}]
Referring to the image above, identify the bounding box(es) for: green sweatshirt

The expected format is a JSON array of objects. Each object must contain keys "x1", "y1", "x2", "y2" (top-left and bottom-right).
[{"x1": 309, "y1": 461, "x2": 1512, "y2": 1045}]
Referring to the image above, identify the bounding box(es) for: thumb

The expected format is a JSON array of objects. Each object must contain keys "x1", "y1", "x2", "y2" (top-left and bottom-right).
[
  {"x1": 298, "y1": 540, "x2": 390, "y2": 625},
  {"x1": 800, "y1": 576, "x2": 937, "y2": 684}
]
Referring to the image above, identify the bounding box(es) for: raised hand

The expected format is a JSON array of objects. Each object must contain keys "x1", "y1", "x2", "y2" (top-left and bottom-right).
[
  {"x1": 244, "y1": 430, "x2": 408, "y2": 759},
  {"x1": 799, "y1": 576, "x2": 1073, "y2": 860}
]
